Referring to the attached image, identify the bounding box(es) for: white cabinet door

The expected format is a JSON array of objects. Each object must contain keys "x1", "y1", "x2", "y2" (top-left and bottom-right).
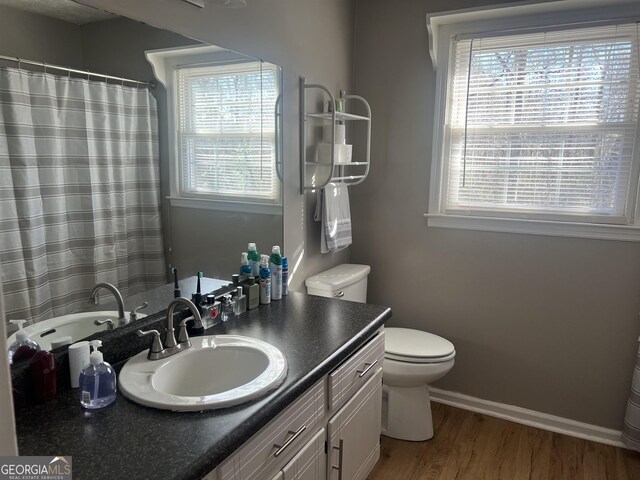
[
  {"x1": 282, "y1": 428, "x2": 326, "y2": 480},
  {"x1": 327, "y1": 368, "x2": 382, "y2": 480},
  {"x1": 271, "y1": 474, "x2": 284, "y2": 480}
]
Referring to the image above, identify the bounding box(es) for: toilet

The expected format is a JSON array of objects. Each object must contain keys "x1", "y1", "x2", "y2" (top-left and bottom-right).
[{"x1": 305, "y1": 264, "x2": 456, "y2": 442}]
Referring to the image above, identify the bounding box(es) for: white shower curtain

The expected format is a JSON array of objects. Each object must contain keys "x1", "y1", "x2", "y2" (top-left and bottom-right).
[{"x1": 0, "y1": 67, "x2": 166, "y2": 323}]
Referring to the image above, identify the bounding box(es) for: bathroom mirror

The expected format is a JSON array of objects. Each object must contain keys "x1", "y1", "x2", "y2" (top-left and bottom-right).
[{"x1": 0, "y1": 0, "x2": 284, "y2": 353}]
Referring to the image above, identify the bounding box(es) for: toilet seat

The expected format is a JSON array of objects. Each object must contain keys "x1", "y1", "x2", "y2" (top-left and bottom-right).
[
  {"x1": 385, "y1": 350, "x2": 456, "y2": 364},
  {"x1": 385, "y1": 327, "x2": 455, "y2": 364}
]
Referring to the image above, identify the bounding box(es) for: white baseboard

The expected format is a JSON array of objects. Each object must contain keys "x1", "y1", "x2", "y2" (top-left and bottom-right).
[{"x1": 429, "y1": 387, "x2": 625, "y2": 449}]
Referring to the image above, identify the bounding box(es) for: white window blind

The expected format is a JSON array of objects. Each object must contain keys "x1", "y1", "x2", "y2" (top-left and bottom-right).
[
  {"x1": 176, "y1": 61, "x2": 279, "y2": 202},
  {"x1": 445, "y1": 23, "x2": 640, "y2": 223}
]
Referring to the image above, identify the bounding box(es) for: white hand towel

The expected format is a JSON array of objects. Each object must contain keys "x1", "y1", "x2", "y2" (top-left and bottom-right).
[{"x1": 314, "y1": 182, "x2": 352, "y2": 253}]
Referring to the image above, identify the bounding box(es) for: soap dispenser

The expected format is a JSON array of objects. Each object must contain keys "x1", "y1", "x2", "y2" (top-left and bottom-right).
[
  {"x1": 7, "y1": 320, "x2": 41, "y2": 365},
  {"x1": 79, "y1": 340, "x2": 117, "y2": 409}
]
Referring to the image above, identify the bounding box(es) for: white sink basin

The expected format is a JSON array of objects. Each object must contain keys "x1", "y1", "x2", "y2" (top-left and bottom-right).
[
  {"x1": 6, "y1": 311, "x2": 146, "y2": 351},
  {"x1": 119, "y1": 335, "x2": 287, "y2": 411}
]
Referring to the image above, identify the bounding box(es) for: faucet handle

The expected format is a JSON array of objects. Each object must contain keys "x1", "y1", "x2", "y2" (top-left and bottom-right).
[
  {"x1": 94, "y1": 318, "x2": 115, "y2": 331},
  {"x1": 130, "y1": 302, "x2": 149, "y2": 323},
  {"x1": 177, "y1": 318, "x2": 192, "y2": 347},
  {"x1": 136, "y1": 329, "x2": 163, "y2": 356}
]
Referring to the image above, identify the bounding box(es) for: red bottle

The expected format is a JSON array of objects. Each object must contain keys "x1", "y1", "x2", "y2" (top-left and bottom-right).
[{"x1": 29, "y1": 351, "x2": 57, "y2": 403}]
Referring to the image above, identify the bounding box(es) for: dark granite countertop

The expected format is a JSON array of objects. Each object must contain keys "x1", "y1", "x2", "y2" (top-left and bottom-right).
[{"x1": 15, "y1": 292, "x2": 391, "y2": 480}]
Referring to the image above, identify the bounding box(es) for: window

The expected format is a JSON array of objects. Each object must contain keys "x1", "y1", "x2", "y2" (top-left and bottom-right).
[
  {"x1": 427, "y1": 3, "x2": 640, "y2": 241},
  {"x1": 175, "y1": 61, "x2": 280, "y2": 208}
]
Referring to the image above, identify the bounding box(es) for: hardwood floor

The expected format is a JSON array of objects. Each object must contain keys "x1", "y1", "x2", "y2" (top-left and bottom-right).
[{"x1": 368, "y1": 403, "x2": 640, "y2": 480}]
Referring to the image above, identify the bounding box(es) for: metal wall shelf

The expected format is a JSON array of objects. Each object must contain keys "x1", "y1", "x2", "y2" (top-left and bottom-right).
[{"x1": 299, "y1": 77, "x2": 372, "y2": 194}]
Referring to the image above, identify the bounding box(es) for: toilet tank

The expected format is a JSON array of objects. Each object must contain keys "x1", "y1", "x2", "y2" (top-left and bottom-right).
[{"x1": 305, "y1": 264, "x2": 371, "y2": 303}]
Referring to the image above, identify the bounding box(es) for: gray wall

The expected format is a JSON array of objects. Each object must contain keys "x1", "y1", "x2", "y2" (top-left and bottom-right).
[
  {"x1": 350, "y1": 0, "x2": 640, "y2": 430},
  {"x1": 0, "y1": 5, "x2": 83, "y2": 68},
  {"x1": 80, "y1": 0, "x2": 354, "y2": 292}
]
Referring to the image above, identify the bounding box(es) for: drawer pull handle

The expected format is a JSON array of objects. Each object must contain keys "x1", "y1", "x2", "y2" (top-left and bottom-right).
[
  {"x1": 273, "y1": 425, "x2": 307, "y2": 457},
  {"x1": 331, "y1": 439, "x2": 344, "y2": 480},
  {"x1": 334, "y1": 291, "x2": 345, "y2": 298},
  {"x1": 356, "y1": 359, "x2": 378, "y2": 378}
]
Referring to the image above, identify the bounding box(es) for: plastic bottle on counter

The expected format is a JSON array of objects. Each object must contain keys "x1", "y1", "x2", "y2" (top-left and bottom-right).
[
  {"x1": 282, "y1": 257, "x2": 289, "y2": 296},
  {"x1": 7, "y1": 320, "x2": 40, "y2": 365},
  {"x1": 269, "y1": 246, "x2": 283, "y2": 301},
  {"x1": 248, "y1": 243, "x2": 260, "y2": 277},
  {"x1": 79, "y1": 340, "x2": 117, "y2": 409},
  {"x1": 68, "y1": 341, "x2": 90, "y2": 388},
  {"x1": 259, "y1": 255, "x2": 272, "y2": 305},
  {"x1": 240, "y1": 252, "x2": 252, "y2": 281},
  {"x1": 243, "y1": 276, "x2": 260, "y2": 310},
  {"x1": 29, "y1": 350, "x2": 56, "y2": 403}
]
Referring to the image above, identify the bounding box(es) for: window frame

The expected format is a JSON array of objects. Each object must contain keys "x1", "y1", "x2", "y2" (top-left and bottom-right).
[
  {"x1": 159, "y1": 48, "x2": 283, "y2": 215},
  {"x1": 426, "y1": 1, "x2": 640, "y2": 241}
]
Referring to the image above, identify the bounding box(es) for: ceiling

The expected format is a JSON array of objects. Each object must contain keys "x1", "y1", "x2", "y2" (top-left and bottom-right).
[{"x1": 0, "y1": 0, "x2": 115, "y2": 24}]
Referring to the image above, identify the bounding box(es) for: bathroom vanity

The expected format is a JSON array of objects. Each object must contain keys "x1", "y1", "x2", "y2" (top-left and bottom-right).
[{"x1": 14, "y1": 292, "x2": 391, "y2": 480}]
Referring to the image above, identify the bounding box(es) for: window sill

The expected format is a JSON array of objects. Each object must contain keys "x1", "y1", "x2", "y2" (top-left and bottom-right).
[
  {"x1": 168, "y1": 196, "x2": 282, "y2": 216},
  {"x1": 424, "y1": 213, "x2": 640, "y2": 242}
]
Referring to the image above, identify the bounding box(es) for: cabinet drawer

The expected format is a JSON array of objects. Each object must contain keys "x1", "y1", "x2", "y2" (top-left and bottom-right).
[
  {"x1": 218, "y1": 380, "x2": 325, "y2": 480},
  {"x1": 282, "y1": 428, "x2": 326, "y2": 480},
  {"x1": 328, "y1": 329, "x2": 384, "y2": 410}
]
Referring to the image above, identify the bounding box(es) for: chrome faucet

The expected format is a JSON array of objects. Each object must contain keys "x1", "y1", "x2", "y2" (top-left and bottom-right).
[
  {"x1": 89, "y1": 283, "x2": 127, "y2": 326},
  {"x1": 136, "y1": 297, "x2": 203, "y2": 361}
]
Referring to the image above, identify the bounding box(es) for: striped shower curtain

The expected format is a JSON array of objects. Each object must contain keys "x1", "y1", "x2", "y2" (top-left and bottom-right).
[
  {"x1": 623, "y1": 338, "x2": 640, "y2": 450},
  {"x1": 0, "y1": 67, "x2": 166, "y2": 323}
]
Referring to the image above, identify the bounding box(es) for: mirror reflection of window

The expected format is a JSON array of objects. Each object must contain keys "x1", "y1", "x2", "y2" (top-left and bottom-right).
[{"x1": 176, "y1": 61, "x2": 280, "y2": 205}]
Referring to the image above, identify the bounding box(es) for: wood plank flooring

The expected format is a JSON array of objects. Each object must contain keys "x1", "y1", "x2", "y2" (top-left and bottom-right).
[{"x1": 368, "y1": 403, "x2": 640, "y2": 480}]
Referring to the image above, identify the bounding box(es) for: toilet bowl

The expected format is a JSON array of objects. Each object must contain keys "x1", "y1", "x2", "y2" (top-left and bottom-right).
[
  {"x1": 382, "y1": 327, "x2": 455, "y2": 441},
  {"x1": 305, "y1": 264, "x2": 456, "y2": 442}
]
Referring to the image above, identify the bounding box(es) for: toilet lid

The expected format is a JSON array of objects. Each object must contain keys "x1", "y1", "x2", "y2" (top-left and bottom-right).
[{"x1": 385, "y1": 327, "x2": 455, "y2": 361}]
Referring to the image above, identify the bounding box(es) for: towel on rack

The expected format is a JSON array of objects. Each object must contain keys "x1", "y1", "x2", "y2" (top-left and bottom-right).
[{"x1": 314, "y1": 182, "x2": 352, "y2": 253}]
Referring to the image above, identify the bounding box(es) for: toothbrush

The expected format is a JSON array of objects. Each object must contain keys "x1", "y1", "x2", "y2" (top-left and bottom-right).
[
  {"x1": 192, "y1": 272, "x2": 203, "y2": 309},
  {"x1": 172, "y1": 268, "x2": 180, "y2": 298}
]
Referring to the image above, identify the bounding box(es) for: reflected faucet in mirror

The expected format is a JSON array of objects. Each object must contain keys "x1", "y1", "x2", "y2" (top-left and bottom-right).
[{"x1": 88, "y1": 283, "x2": 127, "y2": 327}]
